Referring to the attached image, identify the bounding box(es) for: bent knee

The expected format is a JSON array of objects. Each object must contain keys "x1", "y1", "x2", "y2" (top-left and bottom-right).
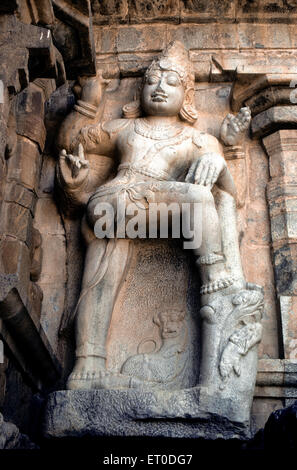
[{"x1": 186, "y1": 184, "x2": 213, "y2": 204}]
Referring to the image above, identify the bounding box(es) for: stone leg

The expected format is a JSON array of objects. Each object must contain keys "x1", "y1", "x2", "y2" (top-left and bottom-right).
[
  {"x1": 151, "y1": 182, "x2": 245, "y2": 302},
  {"x1": 67, "y1": 236, "x2": 132, "y2": 390}
]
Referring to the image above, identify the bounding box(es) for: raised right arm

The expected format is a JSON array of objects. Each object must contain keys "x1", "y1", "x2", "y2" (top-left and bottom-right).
[
  {"x1": 56, "y1": 73, "x2": 116, "y2": 157},
  {"x1": 56, "y1": 73, "x2": 128, "y2": 214}
]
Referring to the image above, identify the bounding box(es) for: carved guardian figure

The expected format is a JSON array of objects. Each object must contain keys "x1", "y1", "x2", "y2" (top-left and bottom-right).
[{"x1": 56, "y1": 40, "x2": 263, "y2": 420}]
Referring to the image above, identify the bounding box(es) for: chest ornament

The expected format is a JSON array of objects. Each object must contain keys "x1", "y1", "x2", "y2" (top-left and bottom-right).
[{"x1": 134, "y1": 118, "x2": 185, "y2": 140}]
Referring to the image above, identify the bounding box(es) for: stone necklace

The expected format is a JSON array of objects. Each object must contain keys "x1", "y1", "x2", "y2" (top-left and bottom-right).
[{"x1": 134, "y1": 118, "x2": 184, "y2": 140}]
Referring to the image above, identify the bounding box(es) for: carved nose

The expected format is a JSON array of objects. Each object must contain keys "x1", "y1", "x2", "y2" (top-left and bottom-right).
[{"x1": 156, "y1": 79, "x2": 166, "y2": 93}]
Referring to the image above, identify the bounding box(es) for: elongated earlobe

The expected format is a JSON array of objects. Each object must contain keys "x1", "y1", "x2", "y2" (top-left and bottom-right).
[
  {"x1": 122, "y1": 100, "x2": 142, "y2": 119},
  {"x1": 179, "y1": 88, "x2": 198, "y2": 124}
]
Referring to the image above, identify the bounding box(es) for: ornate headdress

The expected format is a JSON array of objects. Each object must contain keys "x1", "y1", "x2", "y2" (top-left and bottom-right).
[
  {"x1": 145, "y1": 41, "x2": 194, "y2": 90},
  {"x1": 123, "y1": 41, "x2": 198, "y2": 124}
]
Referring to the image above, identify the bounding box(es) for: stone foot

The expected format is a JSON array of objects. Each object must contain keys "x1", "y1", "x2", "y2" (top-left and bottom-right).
[
  {"x1": 92, "y1": 371, "x2": 132, "y2": 390},
  {"x1": 67, "y1": 369, "x2": 133, "y2": 390},
  {"x1": 66, "y1": 356, "x2": 105, "y2": 390}
]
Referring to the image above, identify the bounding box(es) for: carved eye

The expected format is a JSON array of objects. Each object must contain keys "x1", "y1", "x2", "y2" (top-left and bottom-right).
[
  {"x1": 166, "y1": 74, "x2": 180, "y2": 87},
  {"x1": 147, "y1": 74, "x2": 160, "y2": 85}
]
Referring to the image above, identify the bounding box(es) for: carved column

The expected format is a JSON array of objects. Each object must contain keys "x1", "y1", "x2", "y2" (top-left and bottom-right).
[
  {"x1": 232, "y1": 72, "x2": 297, "y2": 362},
  {"x1": 262, "y1": 130, "x2": 297, "y2": 359}
]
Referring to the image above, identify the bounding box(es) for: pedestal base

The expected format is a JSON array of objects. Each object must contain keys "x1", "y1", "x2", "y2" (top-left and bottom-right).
[{"x1": 43, "y1": 389, "x2": 251, "y2": 440}]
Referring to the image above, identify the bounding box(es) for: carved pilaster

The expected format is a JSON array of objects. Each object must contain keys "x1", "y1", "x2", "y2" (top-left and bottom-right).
[
  {"x1": 231, "y1": 73, "x2": 297, "y2": 361},
  {"x1": 262, "y1": 130, "x2": 297, "y2": 359}
]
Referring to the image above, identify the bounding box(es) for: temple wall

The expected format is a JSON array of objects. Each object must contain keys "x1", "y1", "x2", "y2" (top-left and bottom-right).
[{"x1": 0, "y1": 0, "x2": 297, "y2": 446}]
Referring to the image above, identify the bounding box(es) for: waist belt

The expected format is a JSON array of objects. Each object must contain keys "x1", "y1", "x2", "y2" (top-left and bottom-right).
[{"x1": 117, "y1": 163, "x2": 172, "y2": 181}]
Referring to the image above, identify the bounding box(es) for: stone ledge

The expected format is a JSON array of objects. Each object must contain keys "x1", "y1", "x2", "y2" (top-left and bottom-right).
[
  {"x1": 43, "y1": 388, "x2": 251, "y2": 441},
  {"x1": 255, "y1": 359, "x2": 297, "y2": 399}
]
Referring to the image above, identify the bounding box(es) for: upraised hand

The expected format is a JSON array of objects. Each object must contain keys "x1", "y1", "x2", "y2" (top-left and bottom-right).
[
  {"x1": 59, "y1": 143, "x2": 89, "y2": 188},
  {"x1": 220, "y1": 107, "x2": 251, "y2": 146}
]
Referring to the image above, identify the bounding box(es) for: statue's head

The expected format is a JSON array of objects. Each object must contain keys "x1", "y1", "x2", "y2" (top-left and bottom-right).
[
  {"x1": 123, "y1": 41, "x2": 198, "y2": 124},
  {"x1": 153, "y1": 309, "x2": 186, "y2": 339}
]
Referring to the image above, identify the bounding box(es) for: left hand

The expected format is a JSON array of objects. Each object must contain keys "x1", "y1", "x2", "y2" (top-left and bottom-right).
[
  {"x1": 186, "y1": 152, "x2": 227, "y2": 187},
  {"x1": 220, "y1": 107, "x2": 251, "y2": 146}
]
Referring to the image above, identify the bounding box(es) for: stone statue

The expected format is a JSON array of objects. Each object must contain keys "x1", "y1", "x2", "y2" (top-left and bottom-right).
[{"x1": 56, "y1": 41, "x2": 263, "y2": 406}]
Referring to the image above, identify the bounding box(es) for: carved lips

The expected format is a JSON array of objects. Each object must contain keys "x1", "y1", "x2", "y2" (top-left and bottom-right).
[{"x1": 151, "y1": 92, "x2": 168, "y2": 102}]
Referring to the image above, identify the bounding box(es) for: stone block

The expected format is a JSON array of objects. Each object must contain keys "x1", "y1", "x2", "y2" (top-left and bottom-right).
[
  {"x1": 181, "y1": 0, "x2": 235, "y2": 22},
  {"x1": 129, "y1": 0, "x2": 180, "y2": 24},
  {"x1": 0, "y1": 239, "x2": 31, "y2": 303},
  {"x1": 34, "y1": 198, "x2": 65, "y2": 236},
  {"x1": 92, "y1": 0, "x2": 129, "y2": 24},
  {"x1": 94, "y1": 26, "x2": 117, "y2": 54},
  {"x1": 4, "y1": 183, "x2": 36, "y2": 214},
  {"x1": 269, "y1": 212, "x2": 297, "y2": 243},
  {"x1": 263, "y1": 130, "x2": 297, "y2": 179},
  {"x1": 116, "y1": 25, "x2": 167, "y2": 53},
  {"x1": 273, "y1": 243, "x2": 297, "y2": 296},
  {"x1": 279, "y1": 297, "x2": 297, "y2": 359},
  {"x1": 38, "y1": 155, "x2": 57, "y2": 195},
  {"x1": 15, "y1": 86, "x2": 46, "y2": 151},
  {"x1": 231, "y1": 74, "x2": 297, "y2": 112},
  {"x1": 167, "y1": 24, "x2": 238, "y2": 50},
  {"x1": 246, "y1": 87, "x2": 294, "y2": 117},
  {"x1": 38, "y1": 282, "x2": 65, "y2": 357},
  {"x1": 118, "y1": 54, "x2": 153, "y2": 77},
  {"x1": 252, "y1": 106, "x2": 297, "y2": 138},
  {"x1": 2, "y1": 201, "x2": 34, "y2": 247},
  {"x1": 33, "y1": 78, "x2": 56, "y2": 102},
  {"x1": 237, "y1": 0, "x2": 297, "y2": 23},
  {"x1": 44, "y1": 389, "x2": 251, "y2": 440},
  {"x1": 28, "y1": 281, "x2": 43, "y2": 322},
  {"x1": 0, "y1": 412, "x2": 37, "y2": 449},
  {"x1": 238, "y1": 24, "x2": 296, "y2": 50},
  {"x1": 7, "y1": 137, "x2": 41, "y2": 191},
  {"x1": 30, "y1": 228, "x2": 42, "y2": 282},
  {"x1": 37, "y1": 234, "x2": 66, "y2": 284},
  {"x1": 256, "y1": 359, "x2": 297, "y2": 389}
]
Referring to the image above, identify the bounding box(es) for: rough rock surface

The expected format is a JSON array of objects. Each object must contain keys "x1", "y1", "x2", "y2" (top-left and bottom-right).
[
  {"x1": 44, "y1": 390, "x2": 250, "y2": 440},
  {"x1": 0, "y1": 412, "x2": 37, "y2": 449}
]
